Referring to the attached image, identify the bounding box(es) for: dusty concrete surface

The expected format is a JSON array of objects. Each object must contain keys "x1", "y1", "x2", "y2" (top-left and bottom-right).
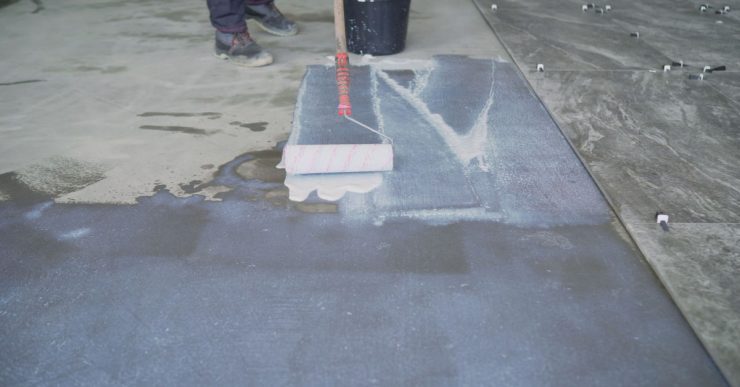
[
  {"x1": 0, "y1": 0, "x2": 508, "y2": 204},
  {"x1": 473, "y1": 0, "x2": 740, "y2": 384}
]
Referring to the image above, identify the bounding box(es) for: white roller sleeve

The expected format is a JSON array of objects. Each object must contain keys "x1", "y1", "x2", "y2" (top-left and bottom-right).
[{"x1": 282, "y1": 144, "x2": 393, "y2": 174}]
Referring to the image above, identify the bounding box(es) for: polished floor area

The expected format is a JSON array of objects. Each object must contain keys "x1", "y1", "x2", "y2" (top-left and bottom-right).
[{"x1": 473, "y1": 0, "x2": 739, "y2": 383}]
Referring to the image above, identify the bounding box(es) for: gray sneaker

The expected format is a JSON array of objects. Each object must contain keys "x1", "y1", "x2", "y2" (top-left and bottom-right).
[
  {"x1": 214, "y1": 30, "x2": 273, "y2": 67},
  {"x1": 245, "y1": 2, "x2": 298, "y2": 37}
]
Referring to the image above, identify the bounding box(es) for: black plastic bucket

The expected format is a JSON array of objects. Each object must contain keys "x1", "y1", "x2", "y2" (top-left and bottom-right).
[{"x1": 344, "y1": 0, "x2": 411, "y2": 56}]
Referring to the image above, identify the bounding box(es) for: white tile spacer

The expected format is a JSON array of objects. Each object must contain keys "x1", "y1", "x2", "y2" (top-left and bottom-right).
[
  {"x1": 605, "y1": 4, "x2": 612, "y2": 11},
  {"x1": 656, "y1": 212, "x2": 670, "y2": 231},
  {"x1": 699, "y1": 73, "x2": 705, "y2": 80},
  {"x1": 582, "y1": 4, "x2": 588, "y2": 11},
  {"x1": 703, "y1": 65, "x2": 711, "y2": 72},
  {"x1": 537, "y1": 64, "x2": 544, "y2": 72},
  {"x1": 700, "y1": 5, "x2": 707, "y2": 12},
  {"x1": 723, "y1": 5, "x2": 730, "y2": 12},
  {"x1": 491, "y1": 4, "x2": 498, "y2": 11},
  {"x1": 663, "y1": 65, "x2": 671, "y2": 72}
]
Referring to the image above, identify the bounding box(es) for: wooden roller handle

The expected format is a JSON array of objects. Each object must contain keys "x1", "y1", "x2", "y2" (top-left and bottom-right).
[{"x1": 334, "y1": 0, "x2": 347, "y2": 52}]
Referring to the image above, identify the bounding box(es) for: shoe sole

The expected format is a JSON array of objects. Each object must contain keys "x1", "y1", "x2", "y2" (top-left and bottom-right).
[
  {"x1": 254, "y1": 19, "x2": 298, "y2": 37},
  {"x1": 215, "y1": 52, "x2": 274, "y2": 67}
]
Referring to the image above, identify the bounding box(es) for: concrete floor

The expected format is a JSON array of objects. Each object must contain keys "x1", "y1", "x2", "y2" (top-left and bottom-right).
[{"x1": 0, "y1": 0, "x2": 736, "y2": 385}]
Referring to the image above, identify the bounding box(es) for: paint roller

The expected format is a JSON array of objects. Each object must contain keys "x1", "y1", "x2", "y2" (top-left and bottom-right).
[{"x1": 281, "y1": 0, "x2": 394, "y2": 175}]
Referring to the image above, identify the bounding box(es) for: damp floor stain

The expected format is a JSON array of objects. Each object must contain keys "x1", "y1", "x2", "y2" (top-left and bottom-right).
[
  {"x1": 294, "y1": 202, "x2": 338, "y2": 213},
  {"x1": 0, "y1": 171, "x2": 50, "y2": 203},
  {"x1": 179, "y1": 180, "x2": 205, "y2": 194},
  {"x1": 0, "y1": 156, "x2": 106, "y2": 202},
  {"x1": 0, "y1": 79, "x2": 44, "y2": 86},
  {"x1": 230, "y1": 121, "x2": 268, "y2": 132},
  {"x1": 192, "y1": 148, "x2": 339, "y2": 213},
  {"x1": 139, "y1": 125, "x2": 212, "y2": 135},
  {"x1": 138, "y1": 112, "x2": 221, "y2": 118},
  {"x1": 74, "y1": 65, "x2": 127, "y2": 74},
  {"x1": 235, "y1": 150, "x2": 284, "y2": 183}
]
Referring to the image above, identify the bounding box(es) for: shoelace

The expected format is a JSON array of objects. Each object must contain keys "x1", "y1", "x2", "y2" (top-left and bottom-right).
[
  {"x1": 233, "y1": 31, "x2": 254, "y2": 47},
  {"x1": 267, "y1": 3, "x2": 284, "y2": 17},
  {"x1": 260, "y1": 3, "x2": 288, "y2": 24}
]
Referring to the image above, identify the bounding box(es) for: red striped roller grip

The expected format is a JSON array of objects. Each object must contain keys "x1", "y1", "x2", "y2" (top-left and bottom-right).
[{"x1": 335, "y1": 52, "x2": 352, "y2": 116}]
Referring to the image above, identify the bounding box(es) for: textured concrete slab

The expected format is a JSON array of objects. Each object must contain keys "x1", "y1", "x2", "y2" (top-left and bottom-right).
[
  {"x1": 0, "y1": 0, "x2": 732, "y2": 384},
  {"x1": 630, "y1": 223, "x2": 740, "y2": 386},
  {"x1": 531, "y1": 70, "x2": 740, "y2": 224},
  {"x1": 711, "y1": 72, "x2": 740, "y2": 105},
  {"x1": 480, "y1": 0, "x2": 671, "y2": 70},
  {"x1": 480, "y1": 0, "x2": 740, "y2": 71},
  {"x1": 474, "y1": 0, "x2": 740, "y2": 384},
  {"x1": 605, "y1": 0, "x2": 740, "y2": 66},
  {"x1": 2, "y1": 51, "x2": 728, "y2": 385}
]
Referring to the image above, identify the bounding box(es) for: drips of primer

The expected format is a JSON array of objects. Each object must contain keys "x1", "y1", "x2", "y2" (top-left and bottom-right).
[{"x1": 284, "y1": 172, "x2": 383, "y2": 202}]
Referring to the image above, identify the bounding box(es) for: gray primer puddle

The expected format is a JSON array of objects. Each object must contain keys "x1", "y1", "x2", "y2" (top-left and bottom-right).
[{"x1": 0, "y1": 55, "x2": 727, "y2": 385}]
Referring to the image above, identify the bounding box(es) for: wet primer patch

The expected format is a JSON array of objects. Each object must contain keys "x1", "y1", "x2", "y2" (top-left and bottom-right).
[
  {"x1": 235, "y1": 150, "x2": 284, "y2": 182},
  {"x1": 0, "y1": 79, "x2": 44, "y2": 86},
  {"x1": 283, "y1": 55, "x2": 608, "y2": 226},
  {"x1": 138, "y1": 112, "x2": 221, "y2": 118},
  {"x1": 230, "y1": 121, "x2": 268, "y2": 132},
  {"x1": 74, "y1": 65, "x2": 127, "y2": 74},
  {"x1": 139, "y1": 125, "x2": 212, "y2": 135},
  {"x1": 179, "y1": 180, "x2": 205, "y2": 194},
  {"x1": 231, "y1": 150, "x2": 338, "y2": 213},
  {"x1": 162, "y1": 147, "x2": 335, "y2": 213},
  {"x1": 0, "y1": 171, "x2": 49, "y2": 203}
]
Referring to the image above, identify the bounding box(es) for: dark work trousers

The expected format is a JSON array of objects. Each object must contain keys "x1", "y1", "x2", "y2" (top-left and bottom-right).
[{"x1": 207, "y1": 0, "x2": 273, "y2": 32}]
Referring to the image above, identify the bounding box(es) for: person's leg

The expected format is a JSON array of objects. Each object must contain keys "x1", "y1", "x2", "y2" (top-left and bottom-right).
[
  {"x1": 207, "y1": 0, "x2": 273, "y2": 67},
  {"x1": 245, "y1": 0, "x2": 298, "y2": 36},
  {"x1": 207, "y1": 0, "x2": 247, "y2": 32}
]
